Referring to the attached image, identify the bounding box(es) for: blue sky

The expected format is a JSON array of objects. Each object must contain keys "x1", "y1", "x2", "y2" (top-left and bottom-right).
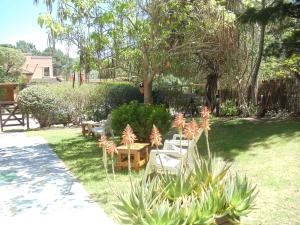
[{"x1": 0, "y1": 0, "x2": 77, "y2": 57}]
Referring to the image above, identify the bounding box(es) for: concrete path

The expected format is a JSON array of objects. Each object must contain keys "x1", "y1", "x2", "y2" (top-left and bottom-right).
[{"x1": 0, "y1": 132, "x2": 117, "y2": 225}]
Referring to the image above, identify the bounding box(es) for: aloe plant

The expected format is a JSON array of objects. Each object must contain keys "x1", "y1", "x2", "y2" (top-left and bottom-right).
[
  {"x1": 113, "y1": 112, "x2": 257, "y2": 224},
  {"x1": 114, "y1": 156, "x2": 257, "y2": 225}
]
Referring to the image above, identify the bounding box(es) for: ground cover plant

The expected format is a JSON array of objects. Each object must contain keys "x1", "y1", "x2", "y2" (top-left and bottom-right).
[{"x1": 27, "y1": 118, "x2": 300, "y2": 224}]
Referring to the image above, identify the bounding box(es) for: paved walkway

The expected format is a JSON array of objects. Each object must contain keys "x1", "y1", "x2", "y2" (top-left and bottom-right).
[{"x1": 0, "y1": 132, "x2": 117, "y2": 225}]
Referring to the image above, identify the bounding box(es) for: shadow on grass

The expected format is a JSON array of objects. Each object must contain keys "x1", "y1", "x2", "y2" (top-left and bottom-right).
[{"x1": 197, "y1": 118, "x2": 300, "y2": 160}]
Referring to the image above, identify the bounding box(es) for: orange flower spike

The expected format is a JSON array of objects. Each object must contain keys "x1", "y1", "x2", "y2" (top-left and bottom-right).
[
  {"x1": 190, "y1": 118, "x2": 199, "y2": 133},
  {"x1": 200, "y1": 107, "x2": 211, "y2": 132},
  {"x1": 183, "y1": 123, "x2": 195, "y2": 140},
  {"x1": 173, "y1": 113, "x2": 185, "y2": 130},
  {"x1": 150, "y1": 125, "x2": 162, "y2": 148},
  {"x1": 106, "y1": 141, "x2": 118, "y2": 155},
  {"x1": 99, "y1": 135, "x2": 108, "y2": 148},
  {"x1": 121, "y1": 124, "x2": 137, "y2": 146},
  {"x1": 201, "y1": 106, "x2": 210, "y2": 119}
]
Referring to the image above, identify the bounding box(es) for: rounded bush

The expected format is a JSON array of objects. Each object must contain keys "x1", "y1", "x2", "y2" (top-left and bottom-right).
[
  {"x1": 17, "y1": 85, "x2": 67, "y2": 127},
  {"x1": 111, "y1": 101, "x2": 172, "y2": 142}
]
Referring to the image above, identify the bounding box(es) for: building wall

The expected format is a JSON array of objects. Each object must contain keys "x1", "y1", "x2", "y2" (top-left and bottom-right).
[{"x1": 22, "y1": 55, "x2": 53, "y2": 79}]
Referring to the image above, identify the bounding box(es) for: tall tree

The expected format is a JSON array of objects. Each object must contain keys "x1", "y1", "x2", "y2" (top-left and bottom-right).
[
  {"x1": 0, "y1": 46, "x2": 25, "y2": 82},
  {"x1": 16, "y1": 40, "x2": 40, "y2": 55},
  {"x1": 240, "y1": 0, "x2": 300, "y2": 103}
]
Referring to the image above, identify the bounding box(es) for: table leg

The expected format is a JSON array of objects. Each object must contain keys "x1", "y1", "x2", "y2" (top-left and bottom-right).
[
  {"x1": 116, "y1": 152, "x2": 122, "y2": 170},
  {"x1": 145, "y1": 146, "x2": 149, "y2": 163},
  {"x1": 134, "y1": 151, "x2": 140, "y2": 172}
]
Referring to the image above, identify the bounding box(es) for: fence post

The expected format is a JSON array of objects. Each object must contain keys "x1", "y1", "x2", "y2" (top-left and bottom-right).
[
  {"x1": 26, "y1": 113, "x2": 29, "y2": 130},
  {"x1": 0, "y1": 104, "x2": 2, "y2": 132}
]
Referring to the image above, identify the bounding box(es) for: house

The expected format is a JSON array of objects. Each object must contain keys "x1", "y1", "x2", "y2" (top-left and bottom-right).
[{"x1": 22, "y1": 54, "x2": 56, "y2": 83}]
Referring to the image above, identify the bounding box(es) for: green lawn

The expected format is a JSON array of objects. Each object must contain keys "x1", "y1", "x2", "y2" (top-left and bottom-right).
[{"x1": 27, "y1": 118, "x2": 300, "y2": 225}]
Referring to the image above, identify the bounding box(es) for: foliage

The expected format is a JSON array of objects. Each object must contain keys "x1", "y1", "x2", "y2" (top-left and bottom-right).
[
  {"x1": 17, "y1": 82, "x2": 142, "y2": 126},
  {"x1": 0, "y1": 46, "x2": 25, "y2": 82},
  {"x1": 17, "y1": 85, "x2": 69, "y2": 127},
  {"x1": 220, "y1": 100, "x2": 239, "y2": 117},
  {"x1": 106, "y1": 84, "x2": 143, "y2": 110},
  {"x1": 111, "y1": 101, "x2": 172, "y2": 141},
  {"x1": 115, "y1": 157, "x2": 257, "y2": 224},
  {"x1": 16, "y1": 40, "x2": 40, "y2": 55}
]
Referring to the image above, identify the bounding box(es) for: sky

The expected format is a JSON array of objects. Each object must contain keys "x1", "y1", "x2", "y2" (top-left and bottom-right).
[{"x1": 0, "y1": 0, "x2": 77, "y2": 57}]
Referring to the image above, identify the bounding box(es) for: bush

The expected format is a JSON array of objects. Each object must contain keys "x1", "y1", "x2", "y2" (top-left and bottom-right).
[
  {"x1": 220, "y1": 100, "x2": 239, "y2": 116},
  {"x1": 48, "y1": 82, "x2": 142, "y2": 121},
  {"x1": 17, "y1": 85, "x2": 69, "y2": 127},
  {"x1": 111, "y1": 101, "x2": 172, "y2": 141}
]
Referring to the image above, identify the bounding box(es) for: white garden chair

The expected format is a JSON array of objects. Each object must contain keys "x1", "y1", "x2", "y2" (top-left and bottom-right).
[
  {"x1": 90, "y1": 120, "x2": 107, "y2": 137},
  {"x1": 144, "y1": 128, "x2": 204, "y2": 176}
]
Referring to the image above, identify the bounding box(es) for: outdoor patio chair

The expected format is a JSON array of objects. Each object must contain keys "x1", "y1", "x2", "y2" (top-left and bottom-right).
[
  {"x1": 89, "y1": 120, "x2": 107, "y2": 137},
  {"x1": 144, "y1": 128, "x2": 204, "y2": 177}
]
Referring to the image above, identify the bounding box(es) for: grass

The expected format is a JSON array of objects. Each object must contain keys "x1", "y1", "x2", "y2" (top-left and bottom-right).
[{"x1": 26, "y1": 118, "x2": 300, "y2": 225}]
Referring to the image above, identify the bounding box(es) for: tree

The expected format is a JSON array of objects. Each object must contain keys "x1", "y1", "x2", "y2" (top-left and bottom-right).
[
  {"x1": 240, "y1": 0, "x2": 300, "y2": 103},
  {"x1": 16, "y1": 40, "x2": 40, "y2": 55},
  {"x1": 0, "y1": 46, "x2": 25, "y2": 82}
]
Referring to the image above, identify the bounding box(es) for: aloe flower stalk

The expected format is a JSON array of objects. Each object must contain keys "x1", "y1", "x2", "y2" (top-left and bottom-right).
[
  {"x1": 106, "y1": 140, "x2": 118, "y2": 181},
  {"x1": 99, "y1": 135, "x2": 112, "y2": 190},
  {"x1": 183, "y1": 118, "x2": 199, "y2": 166},
  {"x1": 150, "y1": 125, "x2": 162, "y2": 149},
  {"x1": 173, "y1": 113, "x2": 185, "y2": 154},
  {"x1": 200, "y1": 106, "x2": 211, "y2": 158},
  {"x1": 122, "y1": 124, "x2": 137, "y2": 188},
  {"x1": 149, "y1": 125, "x2": 165, "y2": 170}
]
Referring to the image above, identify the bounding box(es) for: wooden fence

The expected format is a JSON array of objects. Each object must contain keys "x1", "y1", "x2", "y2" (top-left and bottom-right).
[{"x1": 219, "y1": 77, "x2": 300, "y2": 114}]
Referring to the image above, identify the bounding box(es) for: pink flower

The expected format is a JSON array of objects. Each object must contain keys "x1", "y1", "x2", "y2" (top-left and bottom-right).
[
  {"x1": 150, "y1": 125, "x2": 162, "y2": 148},
  {"x1": 99, "y1": 135, "x2": 108, "y2": 148},
  {"x1": 200, "y1": 107, "x2": 211, "y2": 132},
  {"x1": 106, "y1": 141, "x2": 118, "y2": 155},
  {"x1": 201, "y1": 106, "x2": 210, "y2": 119},
  {"x1": 121, "y1": 124, "x2": 137, "y2": 146},
  {"x1": 184, "y1": 119, "x2": 199, "y2": 140},
  {"x1": 173, "y1": 113, "x2": 185, "y2": 130}
]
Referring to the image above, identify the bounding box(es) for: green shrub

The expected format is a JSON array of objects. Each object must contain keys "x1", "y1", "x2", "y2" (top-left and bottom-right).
[
  {"x1": 220, "y1": 100, "x2": 239, "y2": 117},
  {"x1": 111, "y1": 101, "x2": 172, "y2": 141},
  {"x1": 17, "y1": 85, "x2": 66, "y2": 127},
  {"x1": 43, "y1": 82, "x2": 142, "y2": 122}
]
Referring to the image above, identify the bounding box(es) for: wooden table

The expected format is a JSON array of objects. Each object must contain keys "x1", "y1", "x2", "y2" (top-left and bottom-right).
[
  {"x1": 116, "y1": 143, "x2": 150, "y2": 171},
  {"x1": 81, "y1": 121, "x2": 100, "y2": 136}
]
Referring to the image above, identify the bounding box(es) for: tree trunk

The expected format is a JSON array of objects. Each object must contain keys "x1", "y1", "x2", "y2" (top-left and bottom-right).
[
  {"x1": 205, "y1": 73, "x2": 218, "y2": 111},
  {"x1": 144, "y1": 78, "x2": 153, "y2": 104},
  {"x1": 251, "y1": 0, "x2": 266, "y2": 105},
  {"x1": 142, "y1": 47, "x2": 153, "y2": 104}
]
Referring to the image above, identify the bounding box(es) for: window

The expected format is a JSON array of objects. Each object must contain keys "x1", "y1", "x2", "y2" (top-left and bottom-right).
[{"x1": 43, "y1": 67, "x2": 50, "y2": 76}]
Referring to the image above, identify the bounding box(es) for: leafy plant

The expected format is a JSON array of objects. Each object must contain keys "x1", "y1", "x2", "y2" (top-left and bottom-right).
[
  {"x1": 111, "y1": 101, "x2": 172, "y2": 141},
  {"x1": 220, "y1": 100, "x2": 239, "y2": 117}
]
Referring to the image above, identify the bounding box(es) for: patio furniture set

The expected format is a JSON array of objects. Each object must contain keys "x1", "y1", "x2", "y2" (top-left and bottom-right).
[{"x1": 82, "y1": 120, "x2": 203, "y2": 173}]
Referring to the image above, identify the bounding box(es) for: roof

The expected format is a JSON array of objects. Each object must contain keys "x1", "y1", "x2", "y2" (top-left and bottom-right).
[{"x1": 25, "y1": 53, "x2": 52, "y2": 60}]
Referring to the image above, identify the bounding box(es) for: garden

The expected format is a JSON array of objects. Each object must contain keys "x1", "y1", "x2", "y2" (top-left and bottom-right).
[{"x1": 1, "y1": 0, "x2": 300, "y2": 224}]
